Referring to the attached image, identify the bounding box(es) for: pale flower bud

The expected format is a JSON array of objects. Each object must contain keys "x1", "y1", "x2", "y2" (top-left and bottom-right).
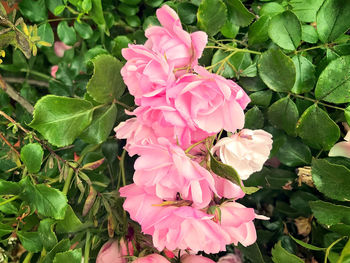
[
  {"x1": 96, "y1": 238, "x2": 133, "y2": 263},
  {"x1": 212, "y1": 129, "x2": 273, "y2": 180}
]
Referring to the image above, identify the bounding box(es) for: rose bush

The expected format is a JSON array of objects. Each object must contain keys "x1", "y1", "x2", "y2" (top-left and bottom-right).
[{"x1": 0, "y1": 0, "x2": 350, "y2": 262}]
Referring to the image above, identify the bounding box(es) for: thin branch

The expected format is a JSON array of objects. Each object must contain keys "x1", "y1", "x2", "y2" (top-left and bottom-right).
[
  {"x1": 0, "y1": 75, "x2": 34, "y2": 114},
  {"x1": 3, "y1": 77, "x2": 49, "y2": 88},
  {"x1": 0, "y1": 132, "x2": 20, "y2": 157}
]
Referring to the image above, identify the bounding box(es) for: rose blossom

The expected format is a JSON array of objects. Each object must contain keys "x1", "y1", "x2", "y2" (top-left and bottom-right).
[
  {"x1": 181, "y1": 255, "x2": 215, "y2": 263},
  {"x1": 212, "y1": 129, "x2": 273, "y2": 180},
  {"x1": 132, "y1": 254, "x2": 170, "y2": 263},
  {"x1": 145, "y1": 5, "x2": 207, "y2": 69},
  {"x1": 54, "y1": 41, "x2": 72, "y2": 57},
  {"x1": 121, "y1": 45, "x2": 175, "y2": 105},
  {"x1": 168, "y1": 66, "x2": 250, "y2": 134},
  {"x1": 217, "y1": 254, "x2": 242, "y2": 263},
  {"x1": 132, "y1": 138, "x2": 216, "y2": 208},
  {"x1": 218, "y1": 202, "x2": 257, "y2": 247},
  {"x1": 119, "y1": 184, "x2": 229, "y2": 253},
  {"x1": 96, "y1": 239, "x2": 133, "y2": 263},
  {"x1": 51, "y1": 65, "x2": 58, "y2": 78}
]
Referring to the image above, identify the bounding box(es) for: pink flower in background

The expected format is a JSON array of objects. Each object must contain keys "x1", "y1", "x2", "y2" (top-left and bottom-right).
[
  {"x1": 217, "y1": 254, "x2": 242, "y2": 263},
  {"x1": 121, "y1": 45, "x2": 175, "y2": 105},
  {"x1": 132, "y1": 254, "x2": 170, "y2": 263},
  {"x1": 96, "y1": 239, "x2": 133, "y2": 263},
  {"x1": 181, "y1": 255, "x2": 215, "y2": 263},
  {"x1": 168, "y1": 66, "x2": 250, "y2": 134},
  {"x1": 145, "y1": 5, "x2": 207, "y2": 69},
  {"x1": 132, "y1": 138, "x2": 216, "y2": 208},
  {"x1": 54, "y1": 41, "x2": 72, "y2": 57},
  {"x1": 212, "y1": 129, "x2": 273, "y2": 180},
  {"x1": 50, "y1": 65, "x2": 58, "y2": 78},
  {"x1": 329, "y1": 131, "x2": 350, "y2": 158}
]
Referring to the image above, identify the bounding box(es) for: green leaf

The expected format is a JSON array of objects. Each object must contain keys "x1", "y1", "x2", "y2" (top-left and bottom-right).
[
  {"x1": 178, "y1": 3, "x2": 198, "y2": 25},
  {"x1": 315, "y1": 56, "x2": 350, "y2": 104},
  {"x1": 74, "y1": 21, "x2": 93, "y2": 39},
  {"x1": 209, "y1": 151, "x2": 242, "y2": 186},
  {"x1": 291, "y1": 55, "x2": 316, "y2": 94},
  {"x1": 19, "y1": 0, "x2": 48, "y2": 22},
  {"x1": 249, "y1": 90, "x2": 272, "y2": 107},
  {"x1": 197, "y1": 0, "x2": 227, "y2": 36},
  {"x1": 345, "y1": 106, "x2": 350, "y2": 126},
  {"x1": 89, "y1": 0, "x2": 106, "y2": 29},
  {"x1": 57, "y1": 21, "x2": 76, "y2": 46},
  {"x1": 30, "y1": 95, "x2": 94, "y2": 147},
  {"x1": 144, "y1": 0, "x2": 163, "y2": 7},
  {"x1": 296, "y1": 104, "x2": 340, "y2": 150},
  {"x1": 82, "y1": 0, "x2": 92, "y2": 12},
  {"x1": 244, "y1": 106, "x2": 264, "y2": 129},
  {"x1": 272, "y1": 241, "x2": 304, "y2": 263},
  {"x1": 276, "y1": 137, "x2": 312, "y2": 166},
  {"x1": 37, "y1": 23, "x2": 54, "y2": 46},
  {"x1": 53, "y1": 249, "x2": 82, "y2": 263},
  {"x1": 220, "y1": 20, "x2": 239, "y2": 39},
  {"x1": 38, "y1": 219, "x2": 58, "y2": 251},
  {"x1": 80, "y1": 104, "x2": 117, "y2": 144},
  {"x1": 268, "y1": 11, "x2": 302, "y2": 51},
  {"x1": 0, "y1": 223, "x2": 13, "y2": 238},
  {"x1": 53, "y1": 5, "x2": 65, "y2": 15},
  {"x1": 87, "y1": 54, "x2": 126, "y2": 103},
  {"x1": 338, "y1": 239, "x2": 350, "y2": 263},
  {"x1": 42, "y1": 239, "x2": 71, "y2": 263},
  {"x1": 290, "y1": 0, "x2": 324, "y2": 22},
  {"x1": 260, "y1": 2, "x2": 284, "y2": 17},
  {"x1": 125, "y1": 15, "x2": 141, "y2": 27},
  {"x1": 20, "y1": 143, "x2": 44, "y2": 174},
  {"x1": 224, "y1": 0, "x2": 255, "y2": 27},
  {"x1": 238, "y1": 243, "x2": 265, "y2": 263},
  {"x1": 0, "y1": 180, "x2": 21, "y2": 195},
  {"x1": 0, "y1": 197, "x2": 18, "y2": 214},
  {"x1": 56, "y1": 205, "x2": 83, "y2": 233},
  {"x1": 267, "y1": 97, "x2": 299, "y2": 136},
  {"x1": 20, "y1": 177, "x2": 68, "y2": 219},
  {"x1": 17, "y1": 231, "x2": 43, "y2": 253},
  {"x1": 301, "y1": 25, "x2": 318, "y2": 44},
  {"x1": 310, "y1": 200, "x2": 350, "y2": 226},
  {"x1": 248, "y1": 16, "x2": 271, "y2": 45},
  {"x1": 258, "y1": 48, "x2": 296, "y2": 92},
  {"x1": 290, "y1": 235, "x2": 326, "y2": 251},
  {"x1": 117, "y1": 3, "x2": 139, "y2": 16},
  {"x1": 211, "y1": 50, "x2": 252, "y2": 79},
  {"x1": 316, "y1": 0, "x2": 350, "y2": 43},
  {"x1": 112, "y1": 36, "x2": 132, "y2": 60},
  {"x1": 312, "y1": 158, "x2": 350, "y2": 201}
]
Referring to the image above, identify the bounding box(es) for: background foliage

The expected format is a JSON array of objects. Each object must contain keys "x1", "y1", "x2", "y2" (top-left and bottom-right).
[{"x1": 0, "y1": 0, "x2": 350, "y2": 262}]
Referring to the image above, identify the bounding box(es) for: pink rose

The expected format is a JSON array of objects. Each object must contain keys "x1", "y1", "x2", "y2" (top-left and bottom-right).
[
  {"x1": 217, "y1": 254, "x2": 242, "y2": 263},
  {"x1": 151, "y1": 206, "x2": 229, "y2": 253},
  {"x1": 96, "y1": 239, "x2": 133, "y2": 263},
  {"x1": 168, "y1": 66, "x2": 250, "y2": 134},
  {"x1": 132, "y1": 138, "x2": 216, "y2": 208},
  {"x1": 212, "y1": 129, "x2": 273, "y2": 180},
  {"x1": 121, "y1": 45, "x2": 175, "y2": 105},
  {"x1": 145, "y1": 5, "x2": 207, "y2": 69},
  {"x1": 329, "y1": 131, "x2": 350, "y2": 158},
  {"x1": 115, "y1": 96, "x2": 211, "y2": 153},
  {"x1": 119, "y1": 184, "x2": 229, "y2": 254},
  {"x1": 54, "y1": 41, "x2": 72, "y2": 57},
  {"x1": 218, "y1": 202, "x2": 257, "y2": 247},
  {"x1": 181, "y1": 255, "x2": 215, "y2": 263},
  {"x1": 132, "y1": 254, "x2": 170, "y2": 263},
  {"x1": 51, "y1": 65, "x2": 58, "y2": 78}
]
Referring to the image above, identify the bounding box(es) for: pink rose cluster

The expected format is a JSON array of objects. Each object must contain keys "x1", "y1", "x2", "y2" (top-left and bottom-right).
[{"x1": 115, "y1": 4, "x2": 272, "y2": 258}]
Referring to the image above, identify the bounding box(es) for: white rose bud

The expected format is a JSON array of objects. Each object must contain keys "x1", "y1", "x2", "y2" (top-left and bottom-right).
[{"x1": 212, "y1": 129, "x2": 273, "y2": 180}]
